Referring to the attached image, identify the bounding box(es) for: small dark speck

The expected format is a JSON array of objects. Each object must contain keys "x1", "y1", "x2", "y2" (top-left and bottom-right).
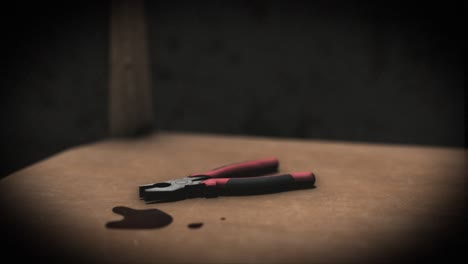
[
  {"x1": 220, "y1": 217, "x2": 226, "y2": 221},
  {"x1": 188, "y1": 222, "x2": 204, "y2": 229}
]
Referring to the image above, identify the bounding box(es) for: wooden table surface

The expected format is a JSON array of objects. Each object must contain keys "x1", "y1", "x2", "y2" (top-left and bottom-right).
[{"x1": 0, "y1": 132, "x2": 465, "y2": 263}]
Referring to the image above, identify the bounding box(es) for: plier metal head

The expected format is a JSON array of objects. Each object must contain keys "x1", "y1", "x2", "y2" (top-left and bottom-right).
[{"x1": 139, "y1": 175, "x2": 209, "y2": 202}]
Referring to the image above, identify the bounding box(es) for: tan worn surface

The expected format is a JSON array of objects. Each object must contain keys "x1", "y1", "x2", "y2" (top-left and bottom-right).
[{"x1": 0, "y1": 132, "x2": 466, "y2": 263}]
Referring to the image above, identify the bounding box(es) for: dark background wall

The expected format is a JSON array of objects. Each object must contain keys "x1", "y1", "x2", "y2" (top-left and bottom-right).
[{"x1": 1, "y1": 1, "x2": 464, "y2": 177}]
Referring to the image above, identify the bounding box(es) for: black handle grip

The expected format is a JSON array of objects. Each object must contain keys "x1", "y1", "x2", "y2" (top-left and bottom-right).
[
  {"x1": 208, "y1": 173, "x2": 315, "y2": 195},
  {"x1": 226, "y1": 174, "x2": 294, "y2": 190}
]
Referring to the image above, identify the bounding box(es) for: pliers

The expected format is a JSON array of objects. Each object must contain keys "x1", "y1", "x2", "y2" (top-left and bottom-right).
[{"x1": 139, "y1": 157, "x2": 316, "y2": 203}]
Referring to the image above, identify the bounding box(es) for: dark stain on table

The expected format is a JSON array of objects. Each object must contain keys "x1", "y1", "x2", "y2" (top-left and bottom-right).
[
  {"x1": 187, "y1": 222, "x2": 204, "y2": 229},
  {"x1": 106, "y1": 206, "x2": 173, "y2": 229}
]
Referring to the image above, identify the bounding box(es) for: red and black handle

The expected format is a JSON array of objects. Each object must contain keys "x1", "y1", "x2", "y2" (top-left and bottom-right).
[
  {"x1": 189, "y1": 157, "x2": 280, "y2": 178},
  {"x1": 202, "y1": 172, "x2": 315, "y2": 189},
  {"x1": 189, "y1": 157, "x2": 316, "y2": 195}
]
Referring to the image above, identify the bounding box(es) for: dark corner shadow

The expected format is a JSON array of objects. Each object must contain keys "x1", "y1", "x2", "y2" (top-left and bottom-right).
[
  {"x1": 128, "y1": 124, "x2": 157, "y2": 138},
  {"x1": 109, "y1": 124, "x2": 159, "y2": 141}
]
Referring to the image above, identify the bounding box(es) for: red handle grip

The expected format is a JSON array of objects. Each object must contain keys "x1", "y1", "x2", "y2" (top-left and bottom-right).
[
  {"x1": 203, "y1": 171, "x2": 316, "y2": 187},
  {"x1": 190, "y1": 157, "x2": 279, "y2": 178}
]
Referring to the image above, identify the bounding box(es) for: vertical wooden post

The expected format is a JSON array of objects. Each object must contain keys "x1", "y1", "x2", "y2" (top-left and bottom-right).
[{"x1": 109, "y1": 0, "x2": 153, "y2": 137}]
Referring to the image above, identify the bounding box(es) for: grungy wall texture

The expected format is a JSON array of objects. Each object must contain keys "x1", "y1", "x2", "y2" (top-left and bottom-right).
[
  {"x1": 148, "y1": 2, "x2": 464, "y2": 143},
  {"x1": 1, "y1": 1, "x2": 464, "y2": 177}
]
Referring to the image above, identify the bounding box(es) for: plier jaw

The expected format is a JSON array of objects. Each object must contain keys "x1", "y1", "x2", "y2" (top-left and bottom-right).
[{"x1": 139, "y1": 176, "x2": 210, "y2": 203}]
